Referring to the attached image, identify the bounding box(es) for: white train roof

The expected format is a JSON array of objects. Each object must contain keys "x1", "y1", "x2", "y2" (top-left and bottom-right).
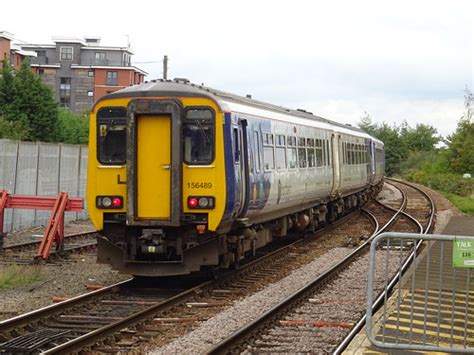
[{"x1": 99, "y1": 79, "x2": 383, "y2": 146}]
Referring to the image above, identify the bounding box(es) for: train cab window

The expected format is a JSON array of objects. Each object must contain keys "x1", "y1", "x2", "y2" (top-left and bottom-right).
[
  {"x1": 97, "y1": 107, "x2": 127, "y2": 165},
  {"x1": 183, "y1": 108, "x2": 214, "y2": 165},
  {"x1": 298, "y1": 138, "x2": 307, "y2": 168},
  {"x1": 275, "y1": 134, "x2": 286, "y2": 170},
  {"x1": 287, "y1": 136, "x2": 297, "y2": 169},
  {"x1": 263, "y1": 133, "x2": 275, "y2": 170},
  {"x1": 307, "y1": 138, "x2": 315, "y2": 168}
]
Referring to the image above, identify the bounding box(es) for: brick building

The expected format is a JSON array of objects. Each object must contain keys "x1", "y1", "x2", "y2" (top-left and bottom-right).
[
  {"x1": 0, "y1": 31, "x2": 37, "y2": 70},
  {"x1": 2, "y1": 32, "x2": 147, "y2": 113}
]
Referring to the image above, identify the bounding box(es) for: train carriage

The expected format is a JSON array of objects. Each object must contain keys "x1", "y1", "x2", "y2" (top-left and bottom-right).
[{"x1": 87, "y1": 79, "x2": 384, "y2": 276}]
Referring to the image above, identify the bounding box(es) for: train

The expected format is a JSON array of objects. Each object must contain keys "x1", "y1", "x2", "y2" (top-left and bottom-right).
[{"x1": 86, "y1": 79, "x2": 385, "y2": 276}]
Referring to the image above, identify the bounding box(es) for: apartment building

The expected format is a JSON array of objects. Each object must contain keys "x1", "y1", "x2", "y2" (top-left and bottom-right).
[
  {"x1": 15, "y1": 35, "x2": 147, "y2": 112},
  {"x1": 0, "y1": 31, "x2": 37, "y2": 70}
]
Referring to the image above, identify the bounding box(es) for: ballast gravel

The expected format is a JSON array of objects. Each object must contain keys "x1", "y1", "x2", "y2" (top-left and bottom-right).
[{"x1": 151, "y1": 247, "x2": 352, "y2": 354}]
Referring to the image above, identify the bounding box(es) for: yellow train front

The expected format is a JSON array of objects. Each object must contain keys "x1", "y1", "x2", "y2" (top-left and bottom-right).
[
  {"x1": 87, "y1": 80, "x2": 229, "y2": 276},
  {"x1": 87, "y1": 79, "x2": 385, "y2": 277}
]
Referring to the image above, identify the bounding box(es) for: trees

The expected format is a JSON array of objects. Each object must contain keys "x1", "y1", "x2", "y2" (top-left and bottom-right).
[
  {"x1": 0, "y1": 58, "x2": 88, "y2": 143},
  {"x1": 445, "y1": 118, "x2": 474, "y2": 175}
]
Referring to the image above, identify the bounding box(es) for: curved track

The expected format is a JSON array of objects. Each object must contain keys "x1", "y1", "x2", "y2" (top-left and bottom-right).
[{"x1": 206, "y1": 179, "x2": 435, "y2": 354}]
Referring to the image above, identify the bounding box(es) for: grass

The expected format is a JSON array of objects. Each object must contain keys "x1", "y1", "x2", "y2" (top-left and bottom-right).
[
  {"x1": 443, "y1": 193, "x2": 474, "y2": 216},
  {"x1": 0, "y1": 265, "x2": 43, "y2": 290}
]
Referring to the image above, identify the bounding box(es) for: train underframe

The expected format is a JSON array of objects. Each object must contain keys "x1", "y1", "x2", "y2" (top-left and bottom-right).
[{"x1": 97, "y1": 182, "x2": 383, "y2": 277}]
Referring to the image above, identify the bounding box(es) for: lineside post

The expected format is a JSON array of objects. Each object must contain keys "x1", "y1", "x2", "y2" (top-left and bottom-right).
[{"x1": 0, "y1": 189, "x2": 9, "y2": 251}]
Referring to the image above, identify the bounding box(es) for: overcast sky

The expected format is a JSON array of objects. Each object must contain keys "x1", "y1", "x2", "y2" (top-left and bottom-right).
[{"x1": 3, "y1": 0, "x2": 473, "y2": 137}]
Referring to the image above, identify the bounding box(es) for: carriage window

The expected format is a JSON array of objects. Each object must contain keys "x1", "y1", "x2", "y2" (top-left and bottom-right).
[
  {"x1": 184, "y1": 109, "x2": 214, "y2": 164},
  {"x1": 254, "y1": 131, "x2": 261, "y2": 173},
  {"x1": 315, "y1": 139, "x2": 323, "y2": 167},
  {"x1": 326, "y1": 140, "x2": 331, "y2": 166},
  {"x1": 97, "y1": 107, "x2": 127, "y2": 165},
  {"x1": 275, "y1": 134, "x2": 286, "y2": 170},
  {"x1": 298, "y1": 138, "x2": 307, "y2": 168},
  {"x1": 322, "y1": 139, "x2": 327, "y2": 166},
  {"x1": 263, "y1": 133, "x2": 275, "y2": 170},
  {"x1": 307, "y1": 138, "x2": 315, "y2": 168},
  {"x1": 287, "y1": 136, "x2": 297, "y2": 169}
]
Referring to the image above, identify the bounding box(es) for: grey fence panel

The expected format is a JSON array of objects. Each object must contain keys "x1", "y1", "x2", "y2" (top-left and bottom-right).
[
  {"x1": 77, "y1": 146, "x2": 89, "y2": 220},
  {"x1": 12, "y1": 142, "x2": 39, "y2": 230},
  {"x1": 36, "y1": 143, "x2": 61, "y2": 226},
  {"x1": 0, "y1": 139, "x2": 89, "y2": 232},
  {"x1": 58, "y1": 144, "x2": 81, "y2": 223},
  {"x1": 366, "y1": 232, "x2": 474, "y2": 353},
  {"x1": 0, "y1": 140, "x2": 19, "y2": 231}
]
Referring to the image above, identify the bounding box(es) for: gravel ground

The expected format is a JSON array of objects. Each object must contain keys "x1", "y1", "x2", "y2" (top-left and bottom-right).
[
  {"x1": 0, "y1": 219, "x2": 129, "y2": 320},
  {"x1": 151, "y1": 247, "x2": 353, "y2": 354}
]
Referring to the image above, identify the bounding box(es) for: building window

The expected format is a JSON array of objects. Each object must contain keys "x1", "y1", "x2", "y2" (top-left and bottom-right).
[
  {"x1": 106, "y1": 71, "x2": 118, "y2": 86},
  {"x1": 122, "y1": 53, "x2": 130, "y2": 66},
  {"x1": 95, "y1": 52, "x2": 107, "y2": 65},
  {"x1": 60, "y1": 46, "x2": 73, "y2": 61},
  {"x1": 88, "y1": 70, "x2": 94, "y2": 77},
  {"x1": 38, "y1": 68, "x2": 45, "y2": 75},
  {"x1": 87, "y1": 91, "x2": 94, "y2": 97},
  {"x1": 59, "y1": 77, "x2": 71, "y2": 107}
]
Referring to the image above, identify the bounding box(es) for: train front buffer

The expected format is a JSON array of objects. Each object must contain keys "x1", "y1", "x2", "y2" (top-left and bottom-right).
[{"x1": 88, "y1": 97, "x2": 226, "y2": 276}]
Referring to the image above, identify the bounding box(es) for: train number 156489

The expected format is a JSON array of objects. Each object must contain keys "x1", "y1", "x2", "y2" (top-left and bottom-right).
[{"x1": 187, "y1": 182, "x2": 213, "y2": 189}]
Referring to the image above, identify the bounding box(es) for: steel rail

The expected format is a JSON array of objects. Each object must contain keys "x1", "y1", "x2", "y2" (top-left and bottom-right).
[
  {"x1": 333, "y1": 178, "x2": 436, "y2": 354},
  {"x1": 205, "y1": 195, "x2": 407, "y2": 354},
  {"x1": 0, "y1": 278, "x2": 133, "y2": 332},
  {"x1": 2, "y1": 230, "x2": 97, "y2": 251}
]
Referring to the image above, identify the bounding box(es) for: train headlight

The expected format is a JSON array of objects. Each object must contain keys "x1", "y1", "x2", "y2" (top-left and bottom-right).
[
  {"x1": 96, "y1": 196, "x2": 123, "y2": 209},
  {"x1": 198, "y1": 197, "x2": 209, "y2": 208},
  {"x1": 102, "y1": 197, "x2": 112, "y2": 207},
  {"x1": 187, "y1": 196, "x2": 215, "y2": 209}
]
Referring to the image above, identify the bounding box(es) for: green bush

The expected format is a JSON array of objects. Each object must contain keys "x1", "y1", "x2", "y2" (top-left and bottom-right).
[
  {"x1": 405, "y1": 170, "x2": 474, "y2": 197},
  {"x1": 53, "y1": 108, "x2": 89, "y2": 144},
  {"x1": 0, "y1": 116, "x2": 31, "y2": 140}
]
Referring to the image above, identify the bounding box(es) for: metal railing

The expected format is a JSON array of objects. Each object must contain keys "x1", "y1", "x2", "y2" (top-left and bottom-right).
[{"x1": 366, "y1": 232, "x2": 474, "y2": 353}]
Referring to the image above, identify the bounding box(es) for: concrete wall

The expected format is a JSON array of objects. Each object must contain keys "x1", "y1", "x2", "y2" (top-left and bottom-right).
[{"x1": 0, "y1": 139, "x2": 88, "y2": 232}]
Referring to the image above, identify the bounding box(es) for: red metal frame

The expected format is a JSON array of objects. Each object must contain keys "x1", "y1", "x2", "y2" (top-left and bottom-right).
[{"x1": 0, "y1": 190, "x2": 83, "y2": 260}]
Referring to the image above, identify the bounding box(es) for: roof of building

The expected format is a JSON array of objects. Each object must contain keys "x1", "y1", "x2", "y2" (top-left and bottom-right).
[{"x1": 0, "y1": 31, "x2": 14, "y2": 41}]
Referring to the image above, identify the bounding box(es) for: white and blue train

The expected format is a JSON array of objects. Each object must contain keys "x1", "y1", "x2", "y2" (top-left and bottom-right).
[{"x1": 87, "y1": 79, "x2": 385, "y2": 276}]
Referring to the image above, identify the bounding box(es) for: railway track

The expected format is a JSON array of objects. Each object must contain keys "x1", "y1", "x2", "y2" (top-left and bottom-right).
[
  {"x1": 1, "y1": 231, "x2": 98, "y2": 263},
  {"x1": 0, "y1": 209, "x2": 376, "y2": 354},
  {"x1": 0, "y1": 180, "x2": 433, "y2": 354},
  {"x1": 205, "y1": 179, "x2": 435, "y2": 354}
]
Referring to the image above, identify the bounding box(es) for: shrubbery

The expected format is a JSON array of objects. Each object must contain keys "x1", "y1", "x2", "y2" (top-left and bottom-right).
[{"x1": 359, "y1": 110, "x2": 474, "y2": 214}]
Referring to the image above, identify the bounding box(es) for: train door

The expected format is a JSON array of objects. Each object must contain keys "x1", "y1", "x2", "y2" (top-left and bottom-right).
[
  {"x1": 330, "y1": 133, "x2": 341, "y2": 196},
  {"x1": 136, "y1": 115, "x2": 171, "y2": 219},
  {"x1": 232, "y1": 118, "x2": 249, "y2": 218},
  {"x1": 126, "y1": 99, "x2": 182, "y2": 227},
  {"x1": 368, "y1": 139, "x2": 376, "y2": 184}
]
